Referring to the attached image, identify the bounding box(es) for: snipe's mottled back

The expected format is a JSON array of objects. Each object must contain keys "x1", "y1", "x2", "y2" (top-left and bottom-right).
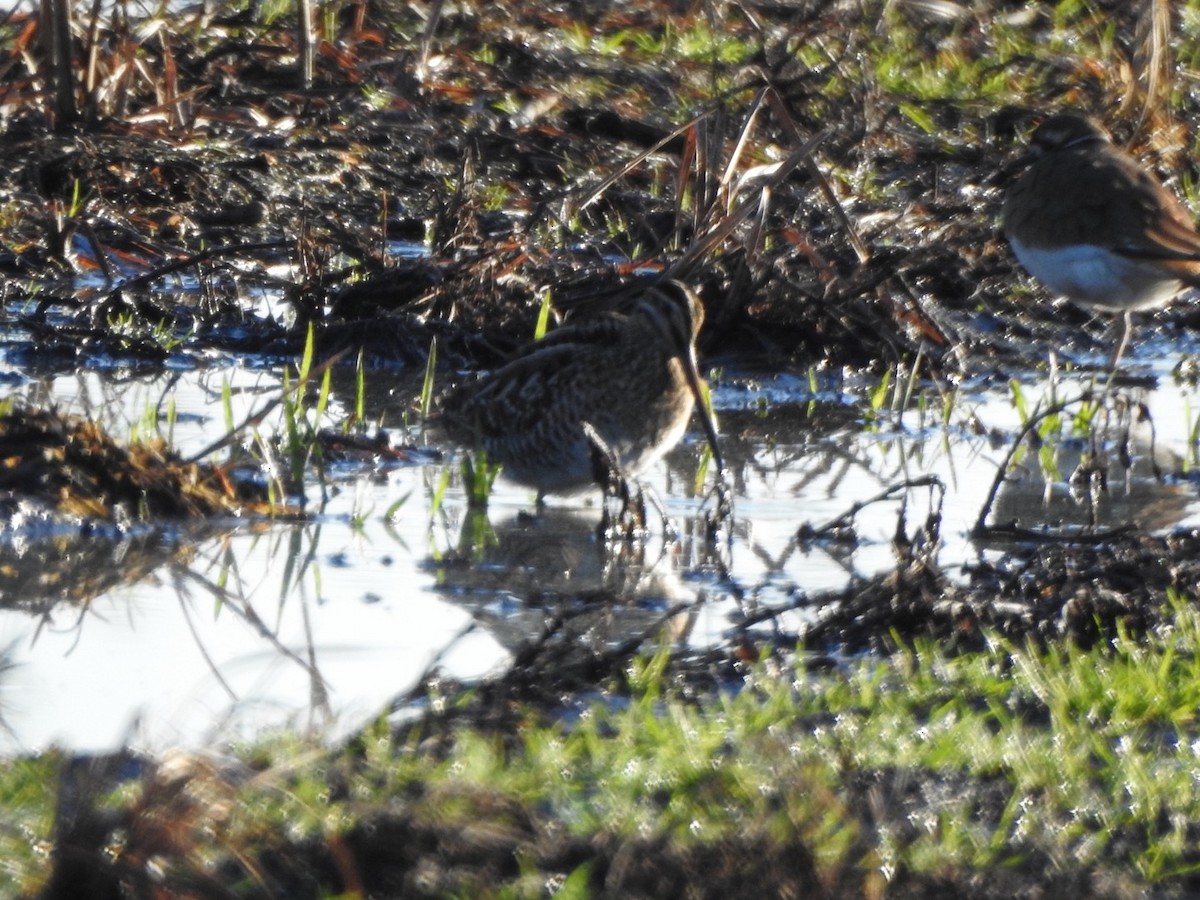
[{"x1": 439, "y1": 280, "x2": 722, "y2": 500}]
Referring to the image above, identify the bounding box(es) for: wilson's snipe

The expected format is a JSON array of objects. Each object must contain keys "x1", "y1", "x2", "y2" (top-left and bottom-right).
[{"x1": 439, "y1": 280, "x2": 725, "y2": 502}]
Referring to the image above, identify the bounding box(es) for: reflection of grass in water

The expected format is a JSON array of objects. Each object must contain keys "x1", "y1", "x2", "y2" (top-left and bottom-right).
[
  {"x1": 0, "y1": 529, "x2": 207, "y2": 611},
  {"x1": 454, "y1": 507, "x2": 498, "y2": 561},
  {"x1": 984, "y1": 381, "x2": 1154, "y2": 537}
]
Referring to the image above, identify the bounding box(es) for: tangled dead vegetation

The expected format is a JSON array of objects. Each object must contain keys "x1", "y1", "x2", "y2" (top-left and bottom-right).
[
  {"x1": 0, "y1": 406, "x2": 275, "y2": 524},
  {"x1": 0, "y1": 1, "x2": 1187, "y2": 378}
]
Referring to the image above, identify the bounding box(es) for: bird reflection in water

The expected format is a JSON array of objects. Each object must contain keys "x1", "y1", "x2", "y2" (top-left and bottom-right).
[{"x1": 429, "y1": 508, "x2": 705, "y2": 656}]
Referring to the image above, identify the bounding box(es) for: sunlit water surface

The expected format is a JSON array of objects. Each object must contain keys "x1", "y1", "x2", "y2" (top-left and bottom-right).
[{"x1": 3, "y1": 324, "x2": 1200, "y2": 755}]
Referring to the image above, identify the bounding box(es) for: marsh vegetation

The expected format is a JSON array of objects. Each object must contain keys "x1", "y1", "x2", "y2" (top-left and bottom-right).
[{"x1": 5, "y1": 0, "x2": 1200, "y2": 897}]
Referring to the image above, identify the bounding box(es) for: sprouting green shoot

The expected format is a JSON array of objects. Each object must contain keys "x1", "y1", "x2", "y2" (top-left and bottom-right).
[
  {"x1": 280, "y1": 367, "x2": 303, "y2": 484},
  {"x1": 221, "y1": 379, "x2": 235, "y2": 459},
  {"x1": 420, "y1": 336, "x2": 438, "y2": 420},
  {"x1": 899, "y1": 102, "x2": 935, "y2": 134},
  {"x1": 298, "y1": 322, "x2": 315, "y2": 386},
  {"x1": 694, "y1": 377, "x2": 718, "y2": 495},
  {"x1": 458, "y1": 508, "x2": 498, "y2": 558},
  {"x1": 1186, "y1": 396, "x2": 1200, "y2": 472},
  {"x1": 694, "y1": 443, "x2": 713, "y2": 496},
  {"x1": 355, "y1": 349, "x2": 366, "y2": 432},
  {"x1": 135, "y1": 399, "x2": 157, "y2": 444},
  {"x1": 1009, "y1": 379, "x2": 1029, "y2": 424},
  {"x1": 315, "y1": 364, "x2": 332, "y2": 422},
  {"x1": 869, "y1": 368, "x2": 892, "y2": 414},
  {"x1": 941, "y1": 385, "x2": 956, "y2": 427},
  {"x1": 429, "y1": 466, "x2": 452, "y2": 517},
  {"x1": 900, "y1": 350, "x2": 922, "y2": 414},
  {"x1": 1070, "y1": 395, "x2": 1098, "y2": 438},
  {"x1": 461, "y1": 449, "x2": 501, "y2": 509},
  {"x1": 269, "y1": 325, "x2": 335, "y2": 499},
  {"x1": 69, "y1": 178, "x2": 86, "y2": 217},
  {"x1": 534, "y1": 290, "x2": 553, "y2": 341}
]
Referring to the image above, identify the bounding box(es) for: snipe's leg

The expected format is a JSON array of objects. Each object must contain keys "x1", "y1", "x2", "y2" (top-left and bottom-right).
[
  {"x1": 1107, "y1": 310, "x2": 1133, "y2": 371},
  {"x1": 585, "y1": 422, "x2": 644, "y2": 539}
]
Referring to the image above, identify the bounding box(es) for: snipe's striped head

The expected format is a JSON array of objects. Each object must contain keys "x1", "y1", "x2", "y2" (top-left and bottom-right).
[{"x1": 635, "y1": 280, "x2": 705, "y2": 347}]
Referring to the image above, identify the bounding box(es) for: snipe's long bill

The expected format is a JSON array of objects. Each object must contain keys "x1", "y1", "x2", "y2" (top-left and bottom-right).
[{"x1": 440, "y1": 280, "x2": 727, "y2": 505}]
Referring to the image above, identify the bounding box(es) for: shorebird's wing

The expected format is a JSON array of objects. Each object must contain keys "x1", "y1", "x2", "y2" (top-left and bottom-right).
[
  {"x1": 1091, "y1": 154, "x2": 1200, "y2": 268},
  {"x1": 440, "y1": 332, "x2": 610, "y2": 442}
]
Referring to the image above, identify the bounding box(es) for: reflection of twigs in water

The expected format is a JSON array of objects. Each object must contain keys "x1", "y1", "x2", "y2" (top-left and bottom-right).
[
  {"x1": 33, "y1": 600, "x2": 98, "y2": 659},
  {"x1": 750, "y1": 476, "x2": 946, "y2": 580},
  {"x1": 605, "y1": 599, "x2": 699, "y2": 658},
  {"x1": 733, "y1": 589, "x2": 803, "y2": 633},
  {"x1": 754, "y1": 439, "x2": 900, "y2": 513},
  {"x1": 811, "y1": 453, "x2": 855, "y2": 503},
  {"x1": 278, "y1": 523, "x2": 322, "y2": 615},
  {"x1": 972, "y1": 391, "x2": 1137, "y2": 542},
  {"x1": 748, "y1": 531, "x2": 860, "y2": 585},
  {"x1": 495, "y1": 596, "x2": 702, "y2": 691},
  {"x1": 808, "y1": 475, "x2": 945, "y2": 537},
  {"x1": 738, "y1": 481, "x2": 948, "y2": 636},
  {"x1": 299, "y1": 592, "x2": 329, "y2": 728},
  {"x1": 16, "y1": 531, "x2": 212, "y2": 652},
  {"x1": 170, "y1": 562, "x2": 333, "y2": 726},
  {"x1": 173, "y1": 581, "x2": 238, "y2": 704},
  {"x1": 0, "y1": 638, "x2": 23, "y2": 747},
  {"x1": 183, "y1": 348, "x2": 350, "y2": 464}
]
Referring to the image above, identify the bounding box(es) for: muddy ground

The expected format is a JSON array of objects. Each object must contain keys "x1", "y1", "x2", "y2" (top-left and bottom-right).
[
  {"x1": 8, "y1": 0, "x2": 1200, "y2": 896},
  {"x1": 0, "y1": 0, "x2": 1193, "y2": 653}
]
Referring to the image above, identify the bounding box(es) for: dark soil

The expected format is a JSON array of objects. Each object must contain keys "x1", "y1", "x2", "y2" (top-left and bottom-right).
[
  {"x1": 1, "y1": 0, "x2": 1178, "y2": 378},
  {"x1": 10, "y1": 0, "x2": 1200, "y2": 897}
]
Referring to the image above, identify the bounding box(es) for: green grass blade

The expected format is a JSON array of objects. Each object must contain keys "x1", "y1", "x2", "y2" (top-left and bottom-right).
[{"x1": 421, "y1": 337, "x2": 438, "y2": 420}]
